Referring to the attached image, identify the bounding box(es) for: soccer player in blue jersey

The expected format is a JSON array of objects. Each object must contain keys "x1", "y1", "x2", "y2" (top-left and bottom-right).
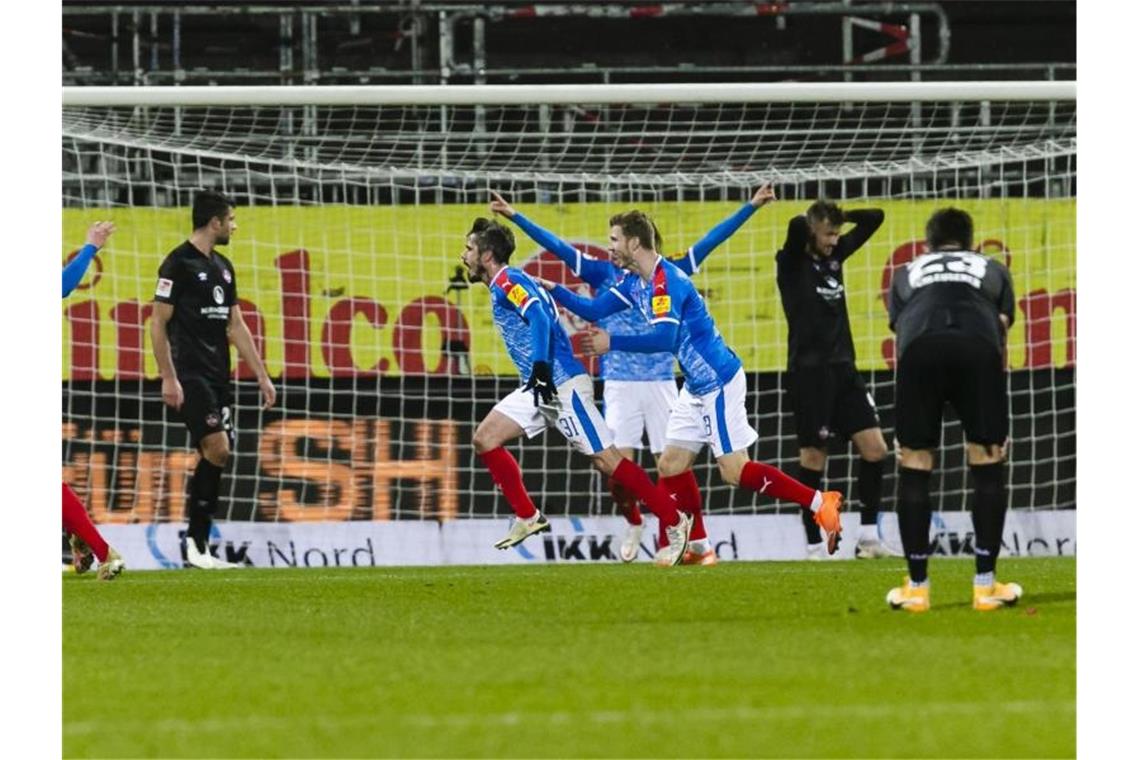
[
  {"x1": 538, "y1": 211, "x2": 846, "y2": 553},
  {"x1": 461, "y1": 218, "x2": 695, "y2": 565},
  {"x1": 62, "y1": 221, "x2": 126, "y2": 580},
  {"x1": 490, "y1": 186, "x2": 776, "y2": 564}
]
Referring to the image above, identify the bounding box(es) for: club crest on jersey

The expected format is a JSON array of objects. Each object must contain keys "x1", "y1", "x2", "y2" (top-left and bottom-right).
[
  {"x1": 222, "y1": 269, "x2": 232, "y2": 283},
  {"x1": 155, "y1": 278, "x2": 173, "y2": 297},
  {"x1": 652, "y1": 295, "x2": 672, "y2": 315},
  {"x1": 213, "y1": 286, "x2": 225, "y2": 304},
  {"x1": 506, "y1": 283, "x2": 530, "y2": 308}
]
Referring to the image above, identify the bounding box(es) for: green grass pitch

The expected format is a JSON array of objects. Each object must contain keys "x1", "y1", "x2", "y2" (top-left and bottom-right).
[{"x1": 63, "y1": 557, "x2": 1075, "y2": 758}]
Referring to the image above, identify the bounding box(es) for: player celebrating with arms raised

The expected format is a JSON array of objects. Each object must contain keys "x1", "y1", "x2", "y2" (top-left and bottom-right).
[
  {"x1": 462, "y1": 218, "x2": 694, "y2": 566},
  {"x1": 540, "y1": 211, "x2": 845, "y2": 551},
  {"x1": 490, "y1": 186, "x2": 776, "y2": 564},
  {"x1": 777, "y1": 200, "x2": 891, "y2": 559}
]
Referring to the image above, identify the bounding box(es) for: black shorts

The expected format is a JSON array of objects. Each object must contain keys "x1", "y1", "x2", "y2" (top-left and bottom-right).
[
  {"x1": 786, "y1": 363, "x2": 880, "y2": 449},
  {"x1": 895, "y1": 332, "x2": 1008, "y2": 450},
  {"x1": 179, "y1": 375, "x2": 235, "y2": 449}
]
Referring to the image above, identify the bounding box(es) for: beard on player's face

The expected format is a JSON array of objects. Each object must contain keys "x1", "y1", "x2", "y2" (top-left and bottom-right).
[{"x1": 463, "y1": 249, "x2": 489, "y2": 283}]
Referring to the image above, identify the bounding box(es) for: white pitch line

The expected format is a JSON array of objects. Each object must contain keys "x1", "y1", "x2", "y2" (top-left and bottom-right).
[{"x1": 65, "y1": 699, "x2": 1074, "y2": 737}]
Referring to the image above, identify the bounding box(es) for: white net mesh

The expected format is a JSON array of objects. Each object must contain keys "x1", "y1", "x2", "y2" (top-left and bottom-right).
[{"x1": 61, "y1": 91, "x2": 1076, "y2": 525}]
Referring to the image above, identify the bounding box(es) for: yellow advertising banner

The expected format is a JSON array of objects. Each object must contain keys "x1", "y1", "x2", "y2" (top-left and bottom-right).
[{"x1": 62, "y1": 199, "x2": 1075, "y2": 380}]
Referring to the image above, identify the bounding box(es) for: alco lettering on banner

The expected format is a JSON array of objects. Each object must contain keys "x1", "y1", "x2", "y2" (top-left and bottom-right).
[{"x1": 61, "y1": 200, "x2": 1075, "y2": 380}]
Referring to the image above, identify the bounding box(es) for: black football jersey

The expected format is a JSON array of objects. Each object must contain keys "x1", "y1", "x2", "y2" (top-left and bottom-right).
[
  {"x1": 153, "y1": 241, "x2": 238, "y2": 384},
  {"x1": 776, "y1": 209, "x2": 884, "y2": 368},
  {"x1": 888, "y1": 249, "x2": 1015, "y2": 359}
]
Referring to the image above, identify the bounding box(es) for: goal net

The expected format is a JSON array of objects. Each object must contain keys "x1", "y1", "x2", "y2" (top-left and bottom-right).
[{"x1": 61, "y1": 83, "x2": 1076, "y2": 528}]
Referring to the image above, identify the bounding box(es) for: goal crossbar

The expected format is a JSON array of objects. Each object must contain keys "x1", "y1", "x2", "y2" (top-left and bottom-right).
[{"x1": 62, "y1": 81, "x2": 1077, "y2": 108}]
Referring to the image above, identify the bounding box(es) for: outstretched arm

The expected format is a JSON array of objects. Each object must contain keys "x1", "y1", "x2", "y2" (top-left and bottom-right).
[
  {"x1": 677, "y1": 184, "x2": 775, "y2": 274},
  {"x1": 491, "y1": 190, "x2": 614, "y2": 288},
  {"x1": 582, "y1": 321, "x2": 679, "y2": 356},
  {"x1": 548, "y1": 283, "x2": 631, "y2": 322},
  {"x1": 63, "y1": 221, "x2": 115, "y2": 297}
]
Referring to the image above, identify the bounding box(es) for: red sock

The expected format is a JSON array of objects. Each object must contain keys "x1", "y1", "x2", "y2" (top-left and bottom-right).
[
  {"x1": 739, "y1": 461, "x2": 817, "y2": 509},
  {"x1": 62, "y1": 482, "x2": 109, "y2": 562},
  {"x1": 661, "y1": 470, "x2": 707, "y2": 541},
  {"x1": 611, "y1": 459, "x2": 680, "y2": 527},
  {"x1": 608, "y1": 477, "x2": 642, "y2": 526},
  {"x1": 479, "y1": 447, "x2": 538, "y2": 519}
]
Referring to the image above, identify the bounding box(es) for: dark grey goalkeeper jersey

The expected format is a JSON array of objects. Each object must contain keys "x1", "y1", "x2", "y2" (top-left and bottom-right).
[{"x1": 888, "y1": 249, "x2": 1015, "y2": 360}]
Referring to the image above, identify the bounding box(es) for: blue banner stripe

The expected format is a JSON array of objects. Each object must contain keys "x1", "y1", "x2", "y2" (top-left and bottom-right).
[{"x1": 571, "y1": 391, "x2": 604, "y2": 453}]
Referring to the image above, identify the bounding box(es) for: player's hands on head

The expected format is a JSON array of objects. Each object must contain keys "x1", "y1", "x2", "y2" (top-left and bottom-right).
[
  {"x1": 161, "y1": 376, "x2": 184, "y2": 411},
  {"x1": 259, "y1": 376, "x2": 277, "y2": 410},
  {"x1": 751, "y1": 183, "x2": 776, "y2": 208},
  {"x1": 524, "y1": 361, "x2": 554, "y2": 407},
  {"x1": 489, "y1": 190, "x2": 516, "y2": 218},
  {"x1": 580, "y1": 326, "x2": 611, "y2": 356},
  {"x1": 86, "y1": 221, "x2": 116, "y2": 250}
]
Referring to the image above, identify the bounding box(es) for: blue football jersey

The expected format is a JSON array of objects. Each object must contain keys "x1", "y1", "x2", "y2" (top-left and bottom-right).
[
  {"x1": 489, "y1": 267, "x2": 585, "y2": 386},
  {"x1": 586, "y1": 260, "x2": 676, "y2": 382},
  {"x1": 611, "y1": 257, "x2": 742, "y2": 396}
]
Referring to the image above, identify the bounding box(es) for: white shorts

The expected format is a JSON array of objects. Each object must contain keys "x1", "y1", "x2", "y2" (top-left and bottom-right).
[
  {"x1": 493, "y1": 374, "x2": 613, "y2": 456},
  {"x1": 665, "y1": 369, "x2": 759, "y2": 459},
  {"x1": 603, "y1": 379, "x2": 680, "y2": 453}
]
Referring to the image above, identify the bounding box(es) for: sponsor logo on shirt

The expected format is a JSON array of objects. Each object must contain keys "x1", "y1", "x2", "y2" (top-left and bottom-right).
[
  {"x1": 506, "y1": 283, "x2": 530, "y2": 308},
  {"x1": 213, "y1": 286, "x2": 225, "y2": 305},
  {"x1": 652, "y1": 295, "x2": 672, "y2": 315},
  {"x1": 155, "y1": 278, "x2": 173, "y2": 297}
]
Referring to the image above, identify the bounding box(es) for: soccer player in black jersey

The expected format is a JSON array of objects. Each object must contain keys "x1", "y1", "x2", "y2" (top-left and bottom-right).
[
  {"x1": 150, "y1": 192, "x2": 276, "y2": 569},
  {"x1": 885, "y1": 207, "x2": 1021, "y2": 613},
  {"x1": 777, "y1": 200, "x2": 890, "y2": 559}
]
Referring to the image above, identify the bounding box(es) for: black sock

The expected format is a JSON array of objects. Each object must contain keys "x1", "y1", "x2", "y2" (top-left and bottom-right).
[
  {"x1": 798, "y1": 466, "x2": 824, "y2": 544},
  {"x1": 187, "y1": 457, "x2": 224, "y2": 550},
  {"x1": 969, "y1": 462, "x2": 1006, "y2": 576},
  {"x1": 897, "y1": 466, "x2": 933, "y2": 583},
  {"x1": 857, "y1": 458, "x2": 884, "y2": 526}
]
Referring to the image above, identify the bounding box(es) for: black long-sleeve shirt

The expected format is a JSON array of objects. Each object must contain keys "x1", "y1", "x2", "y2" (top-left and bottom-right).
[{"x1": 776, "y1": 209, "x2": 885, "y2": 368}]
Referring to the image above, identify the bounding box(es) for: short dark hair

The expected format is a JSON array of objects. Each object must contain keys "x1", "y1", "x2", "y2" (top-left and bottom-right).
[
  {"x1": 468, "y1": 217, "x2": 493, "y2": 237},
  {"x1": 472, "y1": 219, "x2": 516, "y2": 264},
  {"x1": 609, "y1": 211, "x2": 657, "y2": 250},
  {"x1": 925, "y1": 207, "x2": 974, "y2": 250},
  {"x1": 806, "y1": 200, "x2": 843, "y2": 227},
  {"x1": 192, "y1": 191, "x2": 234, "y2": 230}
]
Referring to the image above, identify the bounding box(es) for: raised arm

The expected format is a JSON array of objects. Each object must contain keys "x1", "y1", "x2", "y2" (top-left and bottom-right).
[
  {"x1": 63, "y1": 221, "x2": 115, "y2": 297},
  {"x1": 677, "y1": 184, "x2": 775, "y2": 275},
  {"x1": 835, "y1": 208, "x2": 885, "y2": 261},
  {"x1": 491, "y1": 190, "x2": 614, "y2": 288},
  {"x1": 776, "y1": 215, "x2": 810, "y2": 271}
]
